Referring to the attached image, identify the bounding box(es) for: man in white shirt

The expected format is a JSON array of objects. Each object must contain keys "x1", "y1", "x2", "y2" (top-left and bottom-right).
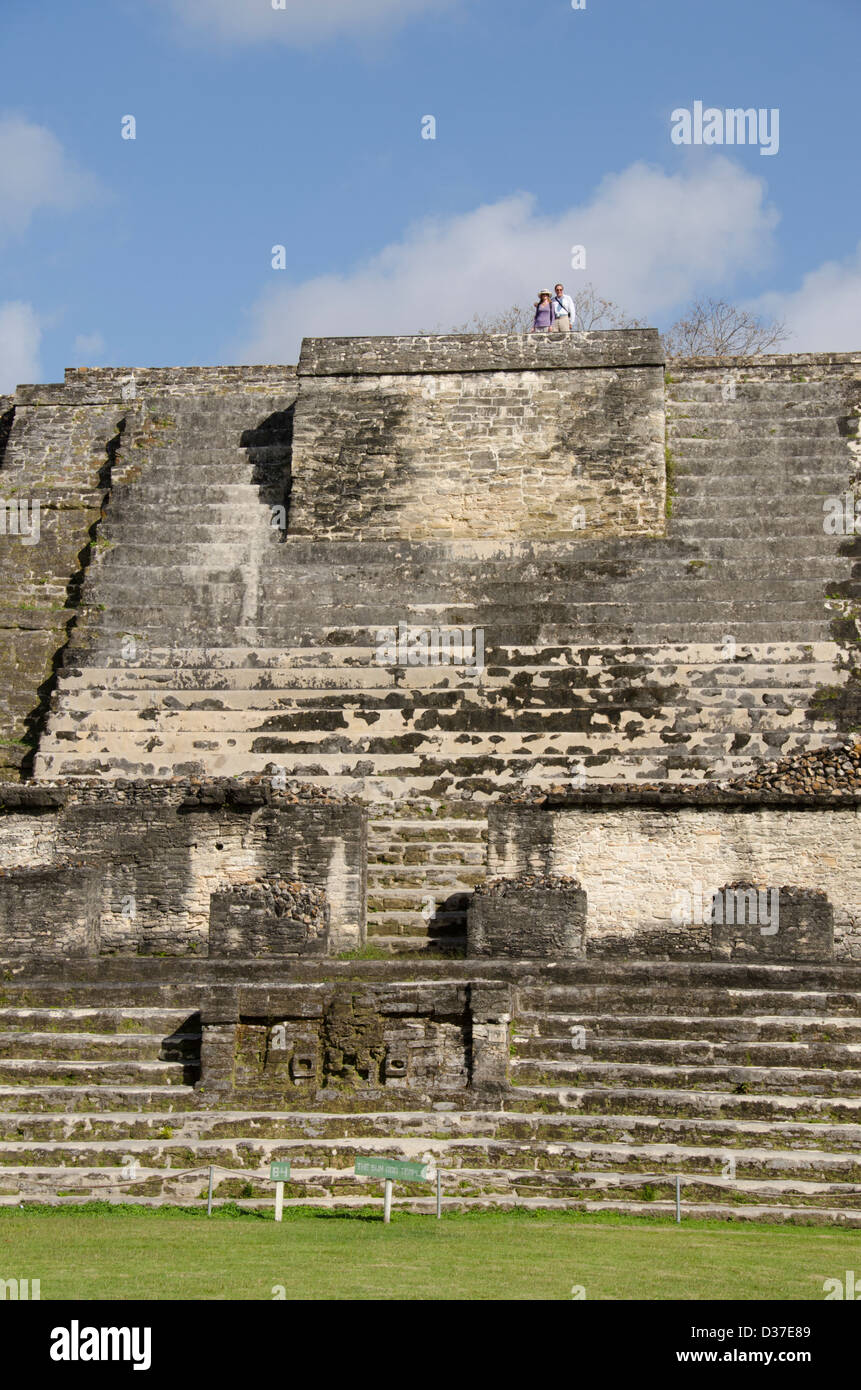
[{"x1": 551, "y1": 284, "x2": 576, "y2": 333}]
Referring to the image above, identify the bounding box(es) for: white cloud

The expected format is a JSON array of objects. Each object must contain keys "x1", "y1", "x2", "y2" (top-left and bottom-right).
[
  {"x1": 234, "y1": 157, "x2": 780, "y2": 363},
  {"x1": 72, "y1": 332, "x2": 106, "y2": 364},
  {"x1": 0, "y1": 115, "x2": 102, "y2": 245},
  {"x1": 0, "y1": 302, "x2": 42, "y2": 394},
  {"x1": 750, "y1": 243, "x2": 861, "y2": 352},
  {"x1": 154, "y1": 0, "x2": 451, "y2": 45}
]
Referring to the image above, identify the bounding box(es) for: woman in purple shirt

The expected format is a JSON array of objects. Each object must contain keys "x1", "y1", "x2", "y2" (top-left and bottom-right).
[{"x1": 531, "y1": 289, "x2": 556, "y2": 332}]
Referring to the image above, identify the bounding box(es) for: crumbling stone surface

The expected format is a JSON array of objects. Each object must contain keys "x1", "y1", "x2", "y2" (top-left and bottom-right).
[
  {"x1": 486, "y1": 802, "x2": 861, "y2": 961},
  {"x1": 209, "y1": 876, "x2": 329, "y2": 958},
  {"x1": 0, "y1": 861, "x2": 101, "y2": 956},
  {"x1": 224, "y1": 981, "x2": 474, "y2": 1105},
  {"x1": 472, "y1": 873, "x2": 583, "y2": 897},
  {"x1": 322, "y1": 990, "x2": 388, "y2": 1085},
  {"x1": 469, "y1": 874, "x2": 587, "y2": 959},
  {"x1": 291, "y1": 332, "x2": 666, "y2": 542},
  {"x1": 0, "y1": 784, "x2": 366, "y2": 957},
  {"x1": 0, "y1": 775, "x2": 357, "y2": 811},
  {"x1": 711, "y1": 883, "x2": 835, "y2": 963},
  {"x1": 2, "y1": 339, "x2": 860, "y2": 959},
  {"x1": 726, "y1": 742, "x2": 861, "y2": 795}
]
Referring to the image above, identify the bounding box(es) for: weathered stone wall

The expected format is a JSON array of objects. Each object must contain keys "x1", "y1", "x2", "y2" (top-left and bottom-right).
[
  {"x1": 710, "y1": 884, "x2": 834, "y2": 962},
  {"x1": 199, "y1": 977, "x2": 512, "y2": 1106},
  {"x1": 3, "y1": 341, "x2": 860, "y2": 951},
  {"x1": 209, "y1": 875, "x2": 330, "y2": 958},
  {"x1": 487, "y1": 796, "x2": 861, "y2": 960},
  {"x1": 289, "y1": 332, "x2": 666, "y2": 541},
  {"x1": 0, "y1": 366, "x2": 297, "y2": 784},
  {"x1": 0, "y1": 861, "x2": 101, "y2": 957},
  {"x1": 0, "y1": 394, "x2": 119, "y2": 781},
  {"x1": 0, "y1": 781, "x2": 366, "y2": 955},
  {"x1": 17, "y1": 346, "x2": 861, "y2": 805},
  {"x1": 468, "y1": 874, "x2": 587, "y2": 958}
]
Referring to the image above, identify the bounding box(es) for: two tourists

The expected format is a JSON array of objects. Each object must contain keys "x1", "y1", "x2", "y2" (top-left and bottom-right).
[{"x1": 530, "y1": 283, "x2": 576, "y2": 333}]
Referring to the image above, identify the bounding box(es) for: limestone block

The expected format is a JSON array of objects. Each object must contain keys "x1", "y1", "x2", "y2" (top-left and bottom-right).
[
  {"x1": 468, "y1": 875, "x2": 587, "y2": 958},
  {"x1": 711, "y1": 883, "x2": 834, "y2": 962}
]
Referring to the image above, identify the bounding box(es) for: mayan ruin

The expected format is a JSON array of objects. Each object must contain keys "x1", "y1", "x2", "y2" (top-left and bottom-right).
[{"x1": 0, "y1": 329, "x2": 858, "y2": 1235}]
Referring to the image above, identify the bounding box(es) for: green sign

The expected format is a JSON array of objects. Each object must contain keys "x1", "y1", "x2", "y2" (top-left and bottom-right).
[
  {"x1": 354, "y1": 1157, "x2": 428, "y2": 1182},
  {"x1": 270, "y1": 1161, "x2": 292, "y2": 1182}
]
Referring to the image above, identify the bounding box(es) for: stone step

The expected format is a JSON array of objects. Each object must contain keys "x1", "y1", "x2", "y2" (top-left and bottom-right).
[
  {"x1": 92, "y1": 558, "x2": 845, "y2": 596},
  {"x1": 510, "y1": 1058, "x2": 861, "y2": 1094},
  {"x1": 668, "y1": 452, "x2": 849, "y2": 478},
  {"x1": 5, "y1": 1189, "x2": 856, "y2": 1222},
  {"x1": 93, "y1": 542, "x2": 845, "y2": 576},
  {"x1": 515, "y1": 984, "x2": 861, "y2": 1015},
  {"x1": 42, "y1": 703, "x2": 835, "y2": 736},
  {"x1": 62, "y1": 620, "x2": 841, "y2": 647},
  {"x1": 365, "y1": 911, "x2": 465, "y2": 936},
  {"x1": 34, "y1": 728, "x2": 843, "y2": 765},
  {"x1": 367, "y1": 869, "x2": 480, "y2": 890},
  {"x1": 0, "y1": 1059, "x2": 198, "y2": 1087},
  {"x1": 5, "y1": 1106, "x2": 861, "y2": 1152},
  {"x1": 51, "y1": 638, "x2": 843, "y2": 669},
  {"x1": 512, "y1": 1037, "x2": 861, "y2": 1070},
  {"x1": 69, "y1": 595, "x2": 839, "y2": 628},
  {"x1": 29, "y1": 758, "x2": 846, "y2": 796},
  {"x1": 369, "y1": 847, "x2": 484, "y2": 868},
  {"x1": 0, "y1": 1086, "x2": 202, "y2": 1113},
  {"x1": 0, "y1": 1008, "x2": 198, "y2": 1034},
  {"x1": 6, "y1": 958, "x2": 855, "y2": 995},
  {"x1": 369, "y1": 848, "x2": 484, "y2": 870},
  {"x1": 666, "y1": 416, "x2": 845, "y2": 437},
  {"x1": 667, "y1": 379, "x2": 842, "y2": 396},
  {"x1": 668, "y1": 518, "x2": 852, "y2": 541},
  {"x1": 363, "y1": 934, "x2": 464, "y2": 954},
  {"x1": 50, "y1": 669, "x2": 847, "y2": 702},
  {"x1": 4, "y1": 1164, "x2": 861, "y2": 1211},
  {"x1": 369, "y1": 823, "x2": 487, "y2": 843},
  {"x1": 513, "y1": 1012, "x2": 861, "y2": 1044},
  {"x1": 0, "y1": 1031, "x2": 200, "y2": 1062},
  {"x1": 1, "y1": 1136, "x2": 859, "y2": 1183},
  {"x1": 45, "y1": 694, "x2": 844, "y2": 732}
]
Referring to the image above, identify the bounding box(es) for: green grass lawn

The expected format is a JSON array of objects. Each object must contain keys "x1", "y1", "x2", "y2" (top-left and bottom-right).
[{"x1": 1, "y1": 1205, "x2": 859, "y2": 1300}]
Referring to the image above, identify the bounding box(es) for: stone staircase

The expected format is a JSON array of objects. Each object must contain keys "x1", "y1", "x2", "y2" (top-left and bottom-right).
[
  {"x1": 367, "y1": 803, "x2": 487, "y2": 952},
  {"x1": 25, "y1": 367, "x2": 859, "y2": 943},
  {"x1": 34, "y1": 370, "x2": 858, "y2": 791},
  {"x1": 2, "y1": 963, "x2": 861, "y2": 1222}
]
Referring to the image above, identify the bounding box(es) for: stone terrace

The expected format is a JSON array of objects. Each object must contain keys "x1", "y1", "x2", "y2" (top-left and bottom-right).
[
  {"x1": 1, "y1": 334, "x2": 861, "y2": 1222},
  {"x1": 1, "y1": 338, "x2": 857, "y2": 945}
]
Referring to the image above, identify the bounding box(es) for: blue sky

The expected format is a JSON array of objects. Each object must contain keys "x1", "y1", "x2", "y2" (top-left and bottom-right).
[{"x1": 1, "y1": 0, "x2": 859, "y2": 390}]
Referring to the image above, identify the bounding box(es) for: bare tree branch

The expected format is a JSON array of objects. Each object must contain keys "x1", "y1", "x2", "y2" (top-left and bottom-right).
[{"x1": 663, "y1": 296, "x2": 789, "y2": 359}]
